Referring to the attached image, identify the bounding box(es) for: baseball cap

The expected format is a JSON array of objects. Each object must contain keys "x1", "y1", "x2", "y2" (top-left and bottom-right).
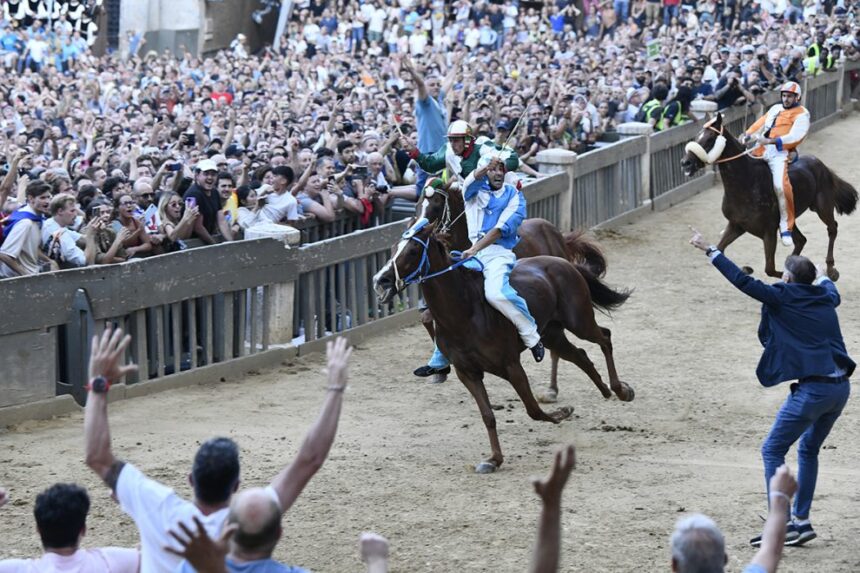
[{"x1": 195, "y1": 159, "x2": 218, "y2": 172}]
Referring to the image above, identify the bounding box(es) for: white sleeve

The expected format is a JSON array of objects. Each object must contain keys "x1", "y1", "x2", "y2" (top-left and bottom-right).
[
  {"x1": 780, "y1": 109, "x2": 810, "y2": 147},
  {"x1": 116, "y1": 462, "x2": 178, "y2": 524},
  {"x1": 287, "y1": 195, "x2": 300, "y2": 221},
  {"x1": 60, "y1": 231, "x2": 87, "y2": 267}
]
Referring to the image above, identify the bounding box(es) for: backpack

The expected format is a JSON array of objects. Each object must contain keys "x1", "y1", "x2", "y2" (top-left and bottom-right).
[{"x1": 0, "y1": 208, "x2": 43, "y2": 247}]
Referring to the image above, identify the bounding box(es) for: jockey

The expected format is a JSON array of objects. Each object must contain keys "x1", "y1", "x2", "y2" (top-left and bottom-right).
[
  {"x1": 459, "y1": 154, "x2": 544, "y2": 362},
  {"x1": 407, "y1": 120, "x2": 520, "y2": 186},
  {"x1": 407, "y1": 122, "x2": 524, "y2": 377},
  {"x1": 742, "y1": 81, "x2": 810, "y2": 247}
]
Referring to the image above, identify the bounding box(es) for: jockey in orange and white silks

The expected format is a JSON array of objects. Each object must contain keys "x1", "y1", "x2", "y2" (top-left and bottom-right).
[{"x1": 742, "y1": 81, "x2": 810, "y2": 247}]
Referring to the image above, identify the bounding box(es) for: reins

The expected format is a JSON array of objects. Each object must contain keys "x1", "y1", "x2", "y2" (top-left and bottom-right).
[
  {"x1": 702, "y1": 122, "x2": 765, "y2": 165},
  {"x1": 400, "y1": 234, "x2": 484, "y2": 286}
]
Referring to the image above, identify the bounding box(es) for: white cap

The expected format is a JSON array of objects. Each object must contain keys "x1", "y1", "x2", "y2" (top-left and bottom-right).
[{"x1": 195, "y1": 159, "x2": 218, "y2": 172}]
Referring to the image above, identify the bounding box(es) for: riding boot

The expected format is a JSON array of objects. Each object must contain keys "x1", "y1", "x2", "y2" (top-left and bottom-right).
[{"x1": 776, "y1": 191, "x2": 794, "y2": 248}]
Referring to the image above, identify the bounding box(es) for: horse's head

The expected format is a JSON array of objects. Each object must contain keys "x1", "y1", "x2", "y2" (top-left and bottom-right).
[
  {"x1": 681, "y1": 113, "x2": 728, "y2": 176},
  {"x1": 373, "y1": 218, "x2": 438, "y2": 304}
]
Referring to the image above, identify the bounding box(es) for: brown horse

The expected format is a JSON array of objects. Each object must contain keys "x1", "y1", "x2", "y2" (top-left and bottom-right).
[
  {"x1": 372, "y1": 221, "x2": 634, "y2": 473},
  {"x1": 680, "y1": 112, "x2": 858, "y2": 279},
  {"x1": 412, "y1": 184, "x2": 608, "y2": 401}
]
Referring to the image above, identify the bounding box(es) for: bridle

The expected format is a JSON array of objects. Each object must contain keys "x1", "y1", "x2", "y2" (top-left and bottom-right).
[
  {"x1": 685, "y1": 120, "x2": 763, "y2": 167},
  {"x1": 426, "y1": 186, "x2": 466, "y2": 235},
  {"x1": 391, "y1": 223, "x2": 483, "y2": 289}
]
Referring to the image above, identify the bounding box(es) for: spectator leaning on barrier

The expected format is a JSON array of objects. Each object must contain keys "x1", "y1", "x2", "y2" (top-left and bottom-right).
[
  {"x1": 183, "y1": 159, "x2": 233, "y2": 244},
  {"x1": 0, "y1": 483, "x2": 140, "y2": 573},
  {"x1": 0, "y1": 179, "x2": 50, "y2": 278},
  {"x1": 42, "y1": 192, "x2": 96, "y2": 269}
]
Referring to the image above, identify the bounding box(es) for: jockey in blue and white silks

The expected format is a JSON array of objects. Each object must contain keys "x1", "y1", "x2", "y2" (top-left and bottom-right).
[{"x1": 461, "y1": 154, "x2": 544, "y2": 361}]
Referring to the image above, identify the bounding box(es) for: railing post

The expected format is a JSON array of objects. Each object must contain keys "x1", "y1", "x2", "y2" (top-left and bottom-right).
[
  {"x1": 640, "y1": 135, "x2": 651, "y2": 208},
  {"x1": 536, "y1": 149, "x2": 577, "y2": 232},
  {"x1": 244, "y1": 225, "x2": 302, "y2": 345}
]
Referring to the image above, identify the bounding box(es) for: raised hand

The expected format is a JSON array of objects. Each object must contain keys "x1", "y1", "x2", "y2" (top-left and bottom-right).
[
  {"x1": 532, "y1": 444, "x2": 575, "y2": 505},
  {"x1": 88, "y1": 325, "x2": 138, "y2": 383}
]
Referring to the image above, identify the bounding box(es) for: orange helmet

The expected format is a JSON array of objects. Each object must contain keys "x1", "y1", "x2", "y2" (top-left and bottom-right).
[{"x1": 780, "y1": 81, "x2": 802, "y2": 98}]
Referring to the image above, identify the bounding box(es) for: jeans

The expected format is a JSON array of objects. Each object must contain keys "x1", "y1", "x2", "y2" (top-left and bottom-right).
[
  {"x1": 762, "y1": 379, "x2": 850, "y2": 519},
  {"x1": 663, "y1": 4, "x2": 679, "y2": 25},
  {"x1": 614, "y1": 0, "x2": 630, "y2": 21}
]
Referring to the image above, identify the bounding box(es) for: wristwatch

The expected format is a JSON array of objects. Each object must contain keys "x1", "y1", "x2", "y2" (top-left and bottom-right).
[
  {"x1": 705, "y1": 246, "x2": 718, "y2": 257},
  {"x1": 87, "y1": 376, "x2": 111, "y2": 394}
]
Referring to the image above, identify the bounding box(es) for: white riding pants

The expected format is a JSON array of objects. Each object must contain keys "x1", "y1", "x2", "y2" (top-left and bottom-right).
[
  {"x1": 475, "y1": 245, "x2": 541, "y2": 348},
  {"x1": 762, "y1": 146, "x2": 791, "y2": 229}
]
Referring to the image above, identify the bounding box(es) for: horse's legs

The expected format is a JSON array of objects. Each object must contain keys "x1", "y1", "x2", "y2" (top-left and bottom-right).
[
  {"x1": 790, "y1": 224, "x2": 807, "y2": 255},
  {"x1": 505, "y1": 361, "x2": 573, "y2": 423},
  {"x1": 454, "y1": 367, "x2": 504, "y2": 473},
  {"x1": 543, "y1": 324, "x2": 612, "y2": 399},
  {"x1": 762, "y1": 231, "x2": 781, "y2": 278},
  {"x1": 538, "y1": 349, "x2": 560, "y2": 404},
  {"x1": 817, "y1": 209, "x2": 839, "y2": 280},
  {"x1": 557, "y1": 301, "x2": 634, "y2": 402},
  {"x1": 715, "y1": 222, "x2": 746, "y2": 252}
]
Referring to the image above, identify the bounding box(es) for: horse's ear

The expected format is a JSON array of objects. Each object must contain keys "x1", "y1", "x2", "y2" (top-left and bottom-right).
[{"x1": 715, "y1": 112, "x2": 723, "y2": 126}]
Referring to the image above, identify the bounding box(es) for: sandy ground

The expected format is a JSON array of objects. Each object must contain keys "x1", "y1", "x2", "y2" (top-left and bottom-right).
[{"x1": 2, "y1": 117, "x2": 860, "y2": 572}]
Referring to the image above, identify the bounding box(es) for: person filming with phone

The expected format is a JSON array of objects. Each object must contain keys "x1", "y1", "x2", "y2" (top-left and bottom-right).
[{"x1": 182, "y1": 159, "x2": 234, "y2": 244}]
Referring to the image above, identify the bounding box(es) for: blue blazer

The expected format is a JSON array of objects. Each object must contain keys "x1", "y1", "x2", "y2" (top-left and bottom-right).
[{"x1": 712, "y1": 253, "x2": 855, "y2": 387}]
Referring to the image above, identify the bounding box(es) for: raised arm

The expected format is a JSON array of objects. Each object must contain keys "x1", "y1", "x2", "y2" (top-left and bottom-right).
[
  {"x1": 269, "y1": 337, "x2": 352, "y2": 512},
  {"x1": 84, "y1": 326, "x2": 138, "y2": 491},
  {"x1": 749, "y1": 465, "x2": 798, "y2": 573},
  {"x1": 530, "y1": 445, "x2": 576, "y2": 573}
]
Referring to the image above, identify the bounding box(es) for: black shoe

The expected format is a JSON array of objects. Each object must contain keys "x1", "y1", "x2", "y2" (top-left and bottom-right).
[
  {"x1": 413, "y1": 365, "x2": 451, "y2": 378},
  {"x1": 531, "y1": 342, "x2": 545, "y2": 363},
  {"x1": 785, "y1": 521, "x2": 816, "y2": 546},
  {"x1": 750, "y1": 522, "x2": 798, "y2": 547}
]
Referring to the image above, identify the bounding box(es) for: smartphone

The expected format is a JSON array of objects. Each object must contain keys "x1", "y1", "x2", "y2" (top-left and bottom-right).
[
  {"x1": 167, "y1": 163, "x2": 182, "y2": 172},
  {"x1": 353, "y1": 166, "x2": 368, "y2": 177},
  {"x1": 185, "y1": 197, "x2": 197, "y2": 209}
]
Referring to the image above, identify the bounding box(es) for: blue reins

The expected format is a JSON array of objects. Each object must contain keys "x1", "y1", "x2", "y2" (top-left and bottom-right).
[{"x1": 401, "y1": 237, "x2": 483, "y2": 286}]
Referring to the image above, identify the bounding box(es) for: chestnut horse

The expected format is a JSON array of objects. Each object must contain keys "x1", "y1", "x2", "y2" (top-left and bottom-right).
[
  {"x1": 680, "y1": 112, "x2": 858, "y2": 279},
  {"x1": 373, "y1": 220, "x2": 634, "y2": 473},
  {"x1": 413, "y1": 184, "x2": 608, "y2": 401}
]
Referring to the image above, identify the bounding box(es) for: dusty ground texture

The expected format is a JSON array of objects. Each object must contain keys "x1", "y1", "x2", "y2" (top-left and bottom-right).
[{"x1": 1, "y1": 116, "x2": 859, "y2": 572}]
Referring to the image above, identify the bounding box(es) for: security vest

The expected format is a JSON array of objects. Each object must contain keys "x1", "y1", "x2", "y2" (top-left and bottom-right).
[
  {"x1": 639, "y1": 99, "x2": 662, "y2": 123},
  {"x1": 656, "y1": 102, "x2": 687, "y2": 131}
]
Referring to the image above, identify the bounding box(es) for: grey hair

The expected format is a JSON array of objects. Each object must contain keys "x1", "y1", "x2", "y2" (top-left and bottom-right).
[
  {"x1": 784, "y1": 255, "x2": 816, "y2": 285},
  {"x1": 670, "y1": 514, "x2": 726, "y2": 573}
]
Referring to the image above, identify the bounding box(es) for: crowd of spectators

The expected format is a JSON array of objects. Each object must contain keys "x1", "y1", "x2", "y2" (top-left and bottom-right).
[
  {"x1": 0, "y1": 328, "x2": 802, "y2": 573},
  {"x1": 0, "y1": 0, "x2": 859, "y2": 280}
]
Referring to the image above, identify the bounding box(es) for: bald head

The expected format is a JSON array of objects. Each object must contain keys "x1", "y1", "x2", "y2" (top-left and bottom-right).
[{"x1": 228, "y1": 488, "x2": 282, "y2": 557}]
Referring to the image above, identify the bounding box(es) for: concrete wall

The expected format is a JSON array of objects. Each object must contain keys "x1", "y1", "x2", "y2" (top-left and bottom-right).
[
  {"x1": 119, "y1": 0, "x2": 278, "y2": 57},
  {"x1": 119, "y1": 0, "x2": 202, "y2": 56}
]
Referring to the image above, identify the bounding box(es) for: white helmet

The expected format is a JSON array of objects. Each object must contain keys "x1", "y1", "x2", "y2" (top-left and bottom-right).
[
  {"x1": 780, "y1": 81, "x2": 802, "y2": 98},
  {"x1": 446, "y1": 120, "x2": 474, "y2": 140}
]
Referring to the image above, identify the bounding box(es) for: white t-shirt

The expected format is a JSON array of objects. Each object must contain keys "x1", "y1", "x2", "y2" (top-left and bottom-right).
[
  {"x1": 116, "y1": 463, "x2": 229, "y2": 573},
  {"x1": 0, "y1": 548, "x2": 139, "y2": 573},
  {"x1": 260, "y1": 191, "x2": 300, "y2": 224},
  {"x1": 41, "y1": 218, "x2": 86, "y2": 268},
  {"x1": 0, "y1": 207, "x2": 42, "y2": 278},
  {"x1": 369, "y1": 8, "x2": 387, "y2": 33}
]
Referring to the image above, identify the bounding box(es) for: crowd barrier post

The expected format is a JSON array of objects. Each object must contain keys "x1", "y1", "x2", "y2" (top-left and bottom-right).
[{"x1": 535, "y1": 149, "x2": 577, "y2": 232}]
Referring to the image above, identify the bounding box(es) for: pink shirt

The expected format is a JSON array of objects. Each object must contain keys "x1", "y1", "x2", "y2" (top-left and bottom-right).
[{"x1": 0, "y1": 548, "x2": 139, "y2": 573}]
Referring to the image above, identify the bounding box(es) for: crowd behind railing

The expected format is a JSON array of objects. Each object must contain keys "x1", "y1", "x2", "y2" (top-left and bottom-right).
[{"x1": 0, "y1": 0, "x2": 859, "y2": 280}]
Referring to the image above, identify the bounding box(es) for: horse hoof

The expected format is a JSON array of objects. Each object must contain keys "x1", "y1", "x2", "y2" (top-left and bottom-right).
[
  {"x1": 537, "y1": 387, "x2": 558, "y2": 403},
  {"x1": 619, "y1": 383, "x2": 635, "y2": 402},
  {"x1": 475, "y1": 461, "x2": 498, "y2": 474},
  {"x1": 741, "y1": 266, "x2": 754, "y2": 275},
  {"x1": 551, "y1": 406, "x2": 574, "y2": 421},
  {"x1": 828, "y1": 268, "x2": 840, "y2": 282},
  {"x1": 429, "y1": 373, "x2": 448, "y2": 384}
]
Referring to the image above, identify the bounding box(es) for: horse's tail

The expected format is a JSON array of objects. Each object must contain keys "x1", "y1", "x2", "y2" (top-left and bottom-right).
[
  {"x1": 563, "y1": 230, "x2": 607, "y2": 278},
  {"x1": 574, "y1": 263, "x2": 632, "y2": 314},
  {"x1": 827, "y1": 167, "x2": 859, "y2": 216}
]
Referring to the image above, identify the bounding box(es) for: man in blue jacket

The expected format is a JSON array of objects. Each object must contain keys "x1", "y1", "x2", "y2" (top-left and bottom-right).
[{"x1": 689, "y1": 229, "x2": 854, "y2": 548}]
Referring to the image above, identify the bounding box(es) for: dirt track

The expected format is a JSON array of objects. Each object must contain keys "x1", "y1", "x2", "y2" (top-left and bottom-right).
[{"x1": 1, "y1": 116, "x2": 859, "y2": 572}]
